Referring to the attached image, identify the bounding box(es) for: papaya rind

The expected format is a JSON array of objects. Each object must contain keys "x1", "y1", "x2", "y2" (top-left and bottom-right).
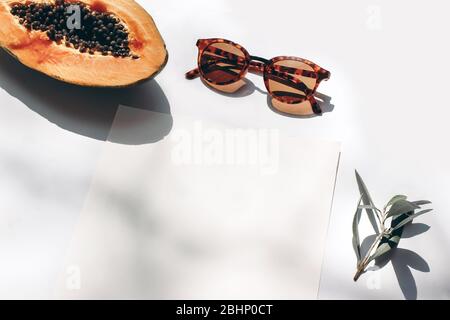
[{"x1": 0, "y1": 0, "x2": 168, "y2": 88}]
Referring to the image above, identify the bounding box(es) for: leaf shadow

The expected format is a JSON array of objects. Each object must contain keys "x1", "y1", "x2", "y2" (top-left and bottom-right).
[
  {"x1": 401, "y1": 223, "x2": 430, "y2": 239},
  {"x1": 361, "y1": 223, "x2": 431, "y2": 300},
  {"x1": 360, "y1": 234, "x2": 377, "y2": 258}
]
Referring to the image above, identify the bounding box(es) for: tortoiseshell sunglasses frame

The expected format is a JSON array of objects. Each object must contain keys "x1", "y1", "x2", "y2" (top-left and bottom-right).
[{"x1": 186, "y1": 38, "x2": 331, "y2": 114}]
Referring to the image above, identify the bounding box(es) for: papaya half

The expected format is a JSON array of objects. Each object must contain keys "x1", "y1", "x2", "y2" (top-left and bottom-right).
[{"x1": 0, "y1": 0, "x2": 168, "y2": 87}]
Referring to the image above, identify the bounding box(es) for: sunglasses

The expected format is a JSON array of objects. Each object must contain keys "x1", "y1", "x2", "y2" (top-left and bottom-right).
[{"x1": 186, "y1": 38, "x2": 331, "y2": 116}]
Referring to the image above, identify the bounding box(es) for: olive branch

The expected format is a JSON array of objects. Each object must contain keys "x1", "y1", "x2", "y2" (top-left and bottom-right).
[{"x1": 352, "y1": 171, "x2": 433, "y2": 281}]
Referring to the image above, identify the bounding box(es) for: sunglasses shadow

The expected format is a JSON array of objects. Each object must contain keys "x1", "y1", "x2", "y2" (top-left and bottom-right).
[
  {"x1": 200, "y1": 78, "x2": 334, "y2": 119},
  {"x1": 268, "y1": 91, "x2": 335, "y2": 119}
]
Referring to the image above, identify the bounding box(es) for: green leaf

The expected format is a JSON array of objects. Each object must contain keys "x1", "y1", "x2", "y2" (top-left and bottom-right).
[
  {"x1": 389, "y1": 235, "x2": 401, "y2": 245},
  {"x1": 393, "y1": 209, "x2": 433, "y2": 231},
  {"x1": 358, "y1": 205, "x2": 376, "y2": 210},
  {"x1": 369, "y1": 236, "x2": 401, "y2": 262},
  {"x1": 352, "y1": 197, "x2": 363, "y2": 263},
  {"x1": 411, "y1": 200, "x2": 432, "y2": 206},
  {"x1": 355, "y1": 170, "x2": 380, "y2": 234},
  {"x1": 385, "y1": 195, "x2": 407, "y2": 209},
  {"x1": 386, "y1": 199, "x2": 420, "y2": 218},
  {"x1": 369, "y1": 243, "x2": 391, "y2": 261}
]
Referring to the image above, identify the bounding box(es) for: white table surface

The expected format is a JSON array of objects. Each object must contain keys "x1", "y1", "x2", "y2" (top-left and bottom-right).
[{"x1": 1, "y1": 0, "x2": 449, "y2": 299}]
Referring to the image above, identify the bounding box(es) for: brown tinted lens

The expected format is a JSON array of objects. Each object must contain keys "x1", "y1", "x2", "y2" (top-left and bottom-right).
[
  {"x1": 266, "y1": 59, "x2": 317, "y2": 104},
  {"x1": 271, "y1": 98, "x2": 315, "y2": 116},
  {"x1": 200, "y1": 42, "x2": 247, "y2": 85}
]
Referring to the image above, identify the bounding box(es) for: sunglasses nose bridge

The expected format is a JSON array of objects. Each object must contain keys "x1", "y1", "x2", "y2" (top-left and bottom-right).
[
  {"x1": 248, "y1": 62, "x2": 265, "y2": 74},
  {"x1": 250, "y1": 55, "x2": 270, "y2": 64},
  {"x1": 249, "y1": 56, "x2": 269, "y2": 74}
]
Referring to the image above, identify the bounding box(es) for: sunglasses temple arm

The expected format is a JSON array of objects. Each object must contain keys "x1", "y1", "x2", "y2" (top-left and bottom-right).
[
  {"x1": 186, "y1": 68, "x2": 201, "y2": 80},
  {"x1": 308, "y1": 95, "x2": 323, "y2": 115},
  {"x1": 318, "y1": 68, "x2": 331, "y2": 81}
]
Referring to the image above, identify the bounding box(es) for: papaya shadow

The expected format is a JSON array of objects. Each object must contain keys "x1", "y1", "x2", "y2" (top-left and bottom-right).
[{"x1": 0, "y1": 48, "x2": 172, "y2": 145}]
